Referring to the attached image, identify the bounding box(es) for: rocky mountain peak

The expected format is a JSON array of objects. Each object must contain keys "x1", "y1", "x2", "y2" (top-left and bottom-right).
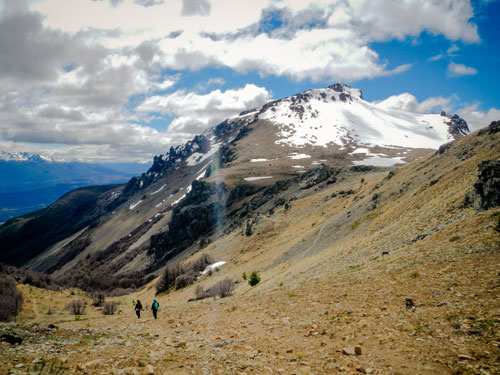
[
  {"x1": 440, "y1": 111, "x2": 470, "y2": 138},
  {"x1": 327, "y1": 83, "x2": 363, "y2": 100}
]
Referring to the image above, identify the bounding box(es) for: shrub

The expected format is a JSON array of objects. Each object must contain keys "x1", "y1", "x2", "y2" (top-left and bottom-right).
[
  {"x1": 66, "y1": 300, "x2": 86, "y2": 316},
  {"x1": 248, "y1": 271, "x2": 261, "y2": 286},
  {"x1": 0, "y1": 275, "x2": 23, "y2": 322},
  {"x1": 242, "y1": 272, "x2": 247, "y2": 281},
  {"x1": 214, "y1": 278, "x2": 235, "y2": 298},
  {"x1": 494, "y1": 214, "x2": 500, "y2": 233},
  {"x1": 195, "y1": 285, "x2": 208, "y2": 300},
  {"x1": 193, "y1": 278, "x2": 235, "y2": 301},
  {"x1": 90, "y1": 292, "x2": 105, "y2": 307},
  {"x1": 103, "y1": 301, "x2": 118, "y2": 315},
  {"x1": 175, "y1": 273, "x2": 196, "y2": 290},
  {"x1": 157, "y1": 254, "x2": 215, "y2": 294}
]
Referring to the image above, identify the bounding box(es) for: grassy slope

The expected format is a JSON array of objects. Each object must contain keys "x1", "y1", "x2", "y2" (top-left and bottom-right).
[
  {"x1": 2, "y1": 127, "x2": 499, "y2": 375},
  {"x1": 0, "y1": 184, "x2": 122, "y2": 267}
]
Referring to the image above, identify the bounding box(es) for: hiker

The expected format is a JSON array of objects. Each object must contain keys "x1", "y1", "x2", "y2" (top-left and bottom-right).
[
  {"x1": 135, "y1": 300, "x2": 143, "y2": 318},
  {"x1": 151, "y1": 298, "x2": 159, "y2": 320}
]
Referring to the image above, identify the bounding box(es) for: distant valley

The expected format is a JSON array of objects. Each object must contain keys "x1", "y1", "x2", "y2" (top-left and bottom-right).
[{"x1": 0, "y1": 153, "x2": 149, "y2": 223}]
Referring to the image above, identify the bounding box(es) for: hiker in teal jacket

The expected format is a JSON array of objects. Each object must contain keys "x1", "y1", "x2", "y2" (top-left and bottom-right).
[{"x1": 151, "y1": 299, "x2": 159, "y2": 320}]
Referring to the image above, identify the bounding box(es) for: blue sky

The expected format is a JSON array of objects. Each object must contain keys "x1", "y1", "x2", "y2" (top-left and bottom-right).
[{"x1": 0, "y1": 0, "x2": 498, "y2": 162}]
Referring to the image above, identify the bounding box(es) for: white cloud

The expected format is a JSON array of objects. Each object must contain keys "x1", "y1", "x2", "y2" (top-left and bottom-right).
[
  {"x1": 29, "y1": 0, "x2": 481, "y2": 82},
  {"x1": 458, "y1": 104, "x2": 500, "y2": 131},
  {"x1": 447, "y1": 44, "x2": 459, "y2": 54},
  {"x1": 352, "y1": 0, "x2": 479, "y2": 43},
  {"x1": 138, "y1": 84, "x2": 271, "y2": 144},
  {"x1": 206, "y1": 77, "x2": 225, "y2": 87},
  {"x1": 448, "y1": 62, "x2": 478, "y2": 76},
  {"x1": 0, "y1": 0, "x2": 487, "y2": 161},
  {"x1": 375, "y1": 93, "x2": 453, "y2": 113},
  {"x1": 428, "y1": 54, "x2": 444, "y2": 62},
  {"x1": 375, "y1": 93, "x2": 500, "y2": 133}
]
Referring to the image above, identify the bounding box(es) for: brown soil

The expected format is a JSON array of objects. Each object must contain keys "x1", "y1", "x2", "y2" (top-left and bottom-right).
[{"x1": 2, "y1": 128, "x2": 500, "y2": 375}]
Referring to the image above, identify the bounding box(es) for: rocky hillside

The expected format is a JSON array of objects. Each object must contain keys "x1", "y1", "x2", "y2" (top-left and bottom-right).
[
  {"x1": 0, "y1": 83, "x2": 474, "y2": 292},
  {"x1": 1, "y1": 121, "x2": 499, "y2": 375}
]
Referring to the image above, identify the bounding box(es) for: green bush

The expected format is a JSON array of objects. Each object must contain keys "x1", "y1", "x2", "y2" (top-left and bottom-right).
[
  {"x1": 248, "y1": 271, "x2": 261, "y2": 287},
  {"x1": 493, "y1": 214, "x2": 500, "y2": 233}
]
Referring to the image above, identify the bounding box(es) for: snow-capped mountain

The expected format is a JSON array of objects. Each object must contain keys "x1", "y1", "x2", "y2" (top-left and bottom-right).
[
  {"x1": 0, "y1": 151, "x2": 64, "y2": 162},
  {"x1": 256, "y1": 83, "x2": 468, "y2": 149},
  {"x1": 125, "y1": 83, "x2": 470, "y2": 195},
  {"x1": 0, "y1": 83, "x2": 477, "y2": 284}
]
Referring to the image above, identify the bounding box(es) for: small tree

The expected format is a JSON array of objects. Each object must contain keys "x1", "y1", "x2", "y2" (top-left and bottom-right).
[
  {"x1": 175, "y1": 273, "x2": 196, "y2": 289},
  {"x1": 66, "y1": 300, "x2": 86, "y2": 316},
  {"x1": 0, "y1": 275, "x2": 23, "y2": 322},
  {"x1": 195, "y1": 285, "x2": 208, "y2": 300},
  {"x1": 193, "y1": 278, "x2": 235, "y2": 301},
  {"x1": 103, "y1": 301, "x2": 117, "y2": 315},
  {"x1": 214, "y1": 278, "x2": 235, "y2": 298},
  {"x1": 494, "y1": 214, "x2": 500, "y2": 233},
  {"x1": 90, "y1": 292, "x2": 105, "y2": 307},
  {"x1": 248, "y1": 271, "x2": 261, "y2": 287}
]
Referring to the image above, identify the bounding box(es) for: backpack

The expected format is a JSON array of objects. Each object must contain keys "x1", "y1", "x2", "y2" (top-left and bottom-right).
[{"x1": 153, "y1": 302, "x2": 159, "y2": 310}]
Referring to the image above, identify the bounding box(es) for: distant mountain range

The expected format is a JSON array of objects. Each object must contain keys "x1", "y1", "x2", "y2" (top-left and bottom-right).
[{"x1": 0, "y1": 153, "x2": 149, "y2": 223}]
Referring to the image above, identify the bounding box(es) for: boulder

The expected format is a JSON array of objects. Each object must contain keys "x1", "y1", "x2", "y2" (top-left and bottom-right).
[{"x1": 467, "y1": 160, "x2": 500, "y2": 210}]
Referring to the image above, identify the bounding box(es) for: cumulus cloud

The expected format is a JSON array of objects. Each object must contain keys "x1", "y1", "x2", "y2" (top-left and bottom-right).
[
  {"x1": 353, "y1": 0, "x2": 479, "y2": 43},
  {"x1": 375, "y1": 93, "x2": 500, "y2": 133},
  {"x1": 448, "y1": 62, "x2": 478, "y2": 76},
  {"x1": 137, "y1": 84, "x2": 271, "y2": 144},
  {"x1": 30, "y1": 0, "x2": 482, "y2": 82},
  {"x1": 0, "y1": 0, "x2": 488, "y2": 161},
  {"x1": 458, "y1": 105, "x2": 500, "y2": 131},
  {"x1": 0, "y1": 10, "x2": 75, "y2": 81},
  {"x1": 376, "y1": 93, "x2": 453, "y2": 113}
]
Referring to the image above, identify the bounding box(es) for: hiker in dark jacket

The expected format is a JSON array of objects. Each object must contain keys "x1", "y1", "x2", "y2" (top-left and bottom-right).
[
  {"x1": 151, "y1": 299, "x2": 159, "y2": 320},
  {"x1": 135, "y1": 300, "x2": 143, "y2": 318}
]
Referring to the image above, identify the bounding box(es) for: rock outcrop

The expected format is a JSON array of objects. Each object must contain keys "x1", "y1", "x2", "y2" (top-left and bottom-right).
[{"x1": 467, "y1": 160, "x2": 500, "y2": 210}]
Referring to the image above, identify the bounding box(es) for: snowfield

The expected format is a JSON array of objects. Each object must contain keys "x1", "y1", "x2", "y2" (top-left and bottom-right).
[{"x1": 255, "y1": 85, "x2": 462, "y2": 150}]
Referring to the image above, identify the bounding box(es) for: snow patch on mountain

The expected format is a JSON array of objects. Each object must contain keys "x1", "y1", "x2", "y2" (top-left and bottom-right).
[
  {"x1": 353, "y1": 155, "x2": 406, "y2": 167},
  {"x1": 129, "y1": 200, "x2": 142, "y2": 210},
  {"x1": 288, "y1": 153, "x2": 311, "y2": 159},
  {"x1": 244, "y1": 176, "x2": 273, "y2": 181},
  {"x1": 172, "y1": 194, "x2": 186, "y2": 206},
  {"x1": 150, "y1": 184, "x2": 166, "y2": 195}
]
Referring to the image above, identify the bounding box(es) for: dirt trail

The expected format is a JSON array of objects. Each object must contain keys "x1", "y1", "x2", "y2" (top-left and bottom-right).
[{"x1": 3, "y1": 235, "x2": 499, "y2": 375}]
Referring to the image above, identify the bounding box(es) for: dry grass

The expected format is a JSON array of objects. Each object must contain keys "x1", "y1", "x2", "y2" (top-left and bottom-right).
[{"x1": 2, "y1": 128, "x2": 499, "y2": 374}]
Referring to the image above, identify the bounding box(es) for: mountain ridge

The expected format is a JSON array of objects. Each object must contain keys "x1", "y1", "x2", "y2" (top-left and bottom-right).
[{"x1": 0, "y1": 83, "x2": 480, "y2": 292}]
